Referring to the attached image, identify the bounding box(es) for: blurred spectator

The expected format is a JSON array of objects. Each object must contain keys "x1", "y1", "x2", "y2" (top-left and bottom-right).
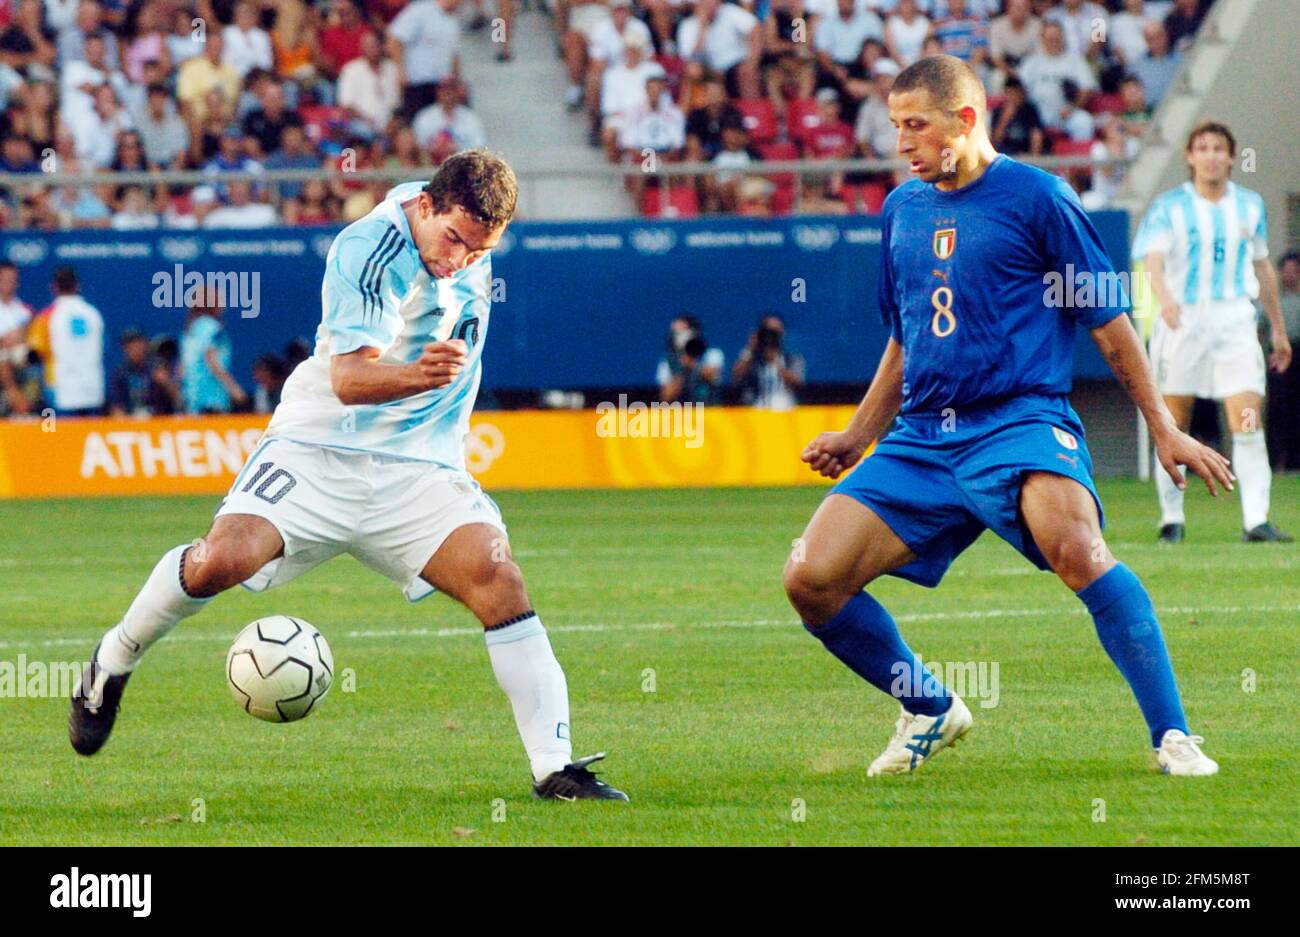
[
  {"x1": 1, "y1": 0, "x2": 57, "y2": 74},
  {"x1": 136, "y1": 82, "x2": 189, "y2": 168},
  {"x1": 803, "y1": 87, "x2": 854, "y2": 205},
  {"x1": 27, "y1": 265, "x2": 104, "y2": 415},
  {"x1": 814, "y1": 0, "x2": 884, "y2": 91},
  {"x1": 657, "y1": 314, "x2": 724, "y2": 405},
  {"x1": 1081, "y1": 117, "x2": 1138, "y2": 209},
  {"x1": 677, "y1": 0, "x2": 761, "y2": 99},
  {"x1": 223, "y1": 1, "x2": 274, "y2": 79},
  {"x1": 619, "y1": 73, "x2": 684, "y2": 160},
  {"x1": 599, "y1": 34, "x2": 663, "y2": 162},
  {"x1": 1109, "y1": 0, "x2": 1155, "y2": 67},
  {"x1": 853, "y1": 59, "x2": 900, "y2": 159},
  {"x1": 931, "y1": 0, "x2": 990, "y2": 66},
  {"x1": 388, "y1": 0, "x2": 461, "y2": 116},
  {"x1": 107, "y1": 326, "x2": 151, "y2": 414},
  {"x1": 71, "y1": 83, "x2": 133, "y2": 167},
  {"x1": 201, "y1": 178, "x2": 277, "y2": 227},
  {"x1": 177, "y1": 28, "x2": 239, "y2": 121},
  {"x1": 884, "y1": 0, "x2": 931, "y2": 69},
  {"x1": 1164, "y1": 0, "x2": 1207, "y2": 52},
  {"x1": 1265, "y1": 253, "x2": 1300, "y2": 470},
  {"x1": 1118, "y1": 74, "x2": 1151, "y2": 136},
  {"x1": 180, "y1": 292, "x2": 246, "y2": 413},
  {"x1": 111, "y1": 184, "x2": 161, "y2": 228},
  {"x1": 1129, "y1": 19, "x2": 1182, "y2": 108},
  {"x1": 166, "y1": 6, "x2": 203, "y2": 66},
  {"x1": 122, "y1": 2, "x2": 169, "y2": 84},
  {"x1": 0, "y1": 259, "x2": 33, "y2": 415},
  {"x1": 242, "y1": 80, "x2": 303, "y2": 158},
  {"x1": 272, "y1": 0, "x2": 319, "y2": 83},
  {"x1": 60, "y1": 30, "x2": 128, "y2": 129},
  {"x1": 1044, "y1": 0, "x2": 1108, "y2": 59},
  {"x1": 585, "y1": 0, "x2": 651, "y2": 114},
  {"x1": 1017, "y1": 21, "x2": 1094, "y2": 130},
  {"x1": 318, "y1": 0, "x2": 371, "y2": 79},
  {"x1": 685, "y1": 70, "x2": 742, "y2": 162},
  {"x1": 412, "y1": 77, "x2": 486, "y2": 159},
  {"x1": 204, "y1": 126, "x2": 264, "y2": 203},
  {"x1": 251, "y1": 352, "x2": 287, "y2": 413},
  {"x1": 561, "y1": 0, "x2": 611, "y2": 111},
  {"x1": 383, "y1": 123, "x2": 431, "y2": 170},
  {"x1": 337, "y1": 30, "x2": 400, "y2": 133},
  {"x1": 281, "y1": 176, "x2": 339, "y2": 224},
  {"x1": 988, "y1": 0, "x2": 1040, "y2": 85},
  {"x1": 761, "y1": 0, "x2": 817, "y2": 111},
  {"x1": 989, "y1": 75, "x2": 1043, "y2": 156},
  {"x1": 59, "y1": 2, "x2": 120, "y2": 68},
  {"x1": 732, "y1": 313, "x2": 803, "y2": 410},
  {"x1": 1058, "y1": 79, "x2": 1095, "y2": 142},
  {"x1": 708, "y1": 117, "x2": 757, "y2": 213},
  {"x1": 264, "y1": 123, "x2": 319, "y2": 200}
]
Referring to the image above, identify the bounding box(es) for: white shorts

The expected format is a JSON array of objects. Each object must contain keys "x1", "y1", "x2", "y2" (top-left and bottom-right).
[
  {"x1": 1148, "y1": 298, "x2": 1266, "y2": 399},
  {"x1": 216, "y1": 438, "x2": 506, "y2": 602},
  {"x1": 570, "y1": 4, "x2": 610, "y2": 39}
]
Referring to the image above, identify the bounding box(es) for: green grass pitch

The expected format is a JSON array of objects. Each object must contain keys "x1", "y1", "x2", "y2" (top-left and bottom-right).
[{"x1": 1, "y1": 479, "x2": 1296, "y2": 845}]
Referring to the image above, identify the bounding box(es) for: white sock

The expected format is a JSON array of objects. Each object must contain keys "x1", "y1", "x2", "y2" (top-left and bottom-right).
[
  {"x1": 1155, "y1": 463, "x2": 1185, "y2": 525},
  {"x1": 1233, "y1": 431, "x2": 1271, "y2": 530},
  {"x1": 97, "y1": 545, "x2": 212, "y2": 675},
  {"x1": 484, "y1": 613, "x2": 573, "y2": 782}
]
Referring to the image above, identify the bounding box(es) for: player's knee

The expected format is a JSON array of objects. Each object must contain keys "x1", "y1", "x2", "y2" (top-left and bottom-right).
[
  {"x1": 1041, "y1": 524, "x2": 1104, "y2": 586},
  {"x1": 466, "y1": 554, "x2": 528, "y2": 605},
  {"x1": 184, "y1": 537, "x2": 262, "y2": 595},
  {"x1": 782, "y1": 558, "x2": 839, "y2": 619}
]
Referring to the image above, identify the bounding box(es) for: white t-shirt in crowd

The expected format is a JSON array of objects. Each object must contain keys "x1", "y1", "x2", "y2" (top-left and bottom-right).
[
  {"x1": 48, "y1": 294, "x2": 105, "y2": 410},
  {"x1": 601, "y1": 61, "x2": 665, "y2": 123},
  {"x1": 222, "y1": 25, "x2": 274, "y2": 78},
  {"x1": 411, "y1": 104, "x2": 487, "y2": 151},
  {"x1": 815, "y1": 11, "x2": 885, "y2": 65},
  {"x1": 588, "y1": 16, "x2": 653, "y2": 63},
  {"x1": 676, "y1": 4, "x2": 760, "y2": 73},
  {"x1": 389, "y1": 0, "x2": 461, "y2": 85},
  {"x1": 620, "y1": 101, "x2": 686, "y2": 152},
  {"x1": 337, "y1": 57, "x2": 402, "y2": 130},
  {"x1": 203, "y1": 203, "x2": 279, "y2": 228},
  {"x1": 1017, "y1": 49, "x2": 1096, "y2": 128}
]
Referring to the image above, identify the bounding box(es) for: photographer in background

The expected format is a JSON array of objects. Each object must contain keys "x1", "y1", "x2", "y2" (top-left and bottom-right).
[
  {"x1": 732, "y1": 313, "x2": 804, "y2": 410},
  {"x1": 657, "y1": 314, "x2": 725, "y2": 405}
]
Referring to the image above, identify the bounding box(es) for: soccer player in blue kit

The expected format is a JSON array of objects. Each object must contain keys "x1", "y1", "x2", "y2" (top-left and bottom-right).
[{"x1": 784, "y1": 57, "x2": 1232, "y2": 777}]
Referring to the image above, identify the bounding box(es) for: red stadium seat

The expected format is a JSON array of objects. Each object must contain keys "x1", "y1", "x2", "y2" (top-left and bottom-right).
[
  {"x1": 640, "y1": 184, "x2": 700, "y2": 218},
  {"x1": 1051, "y1": 138, "x2": 1095, "y2": 156},
  {"x1": 784, "y1": 98, "x2": 820, "y2": 144},
  {"x1": 1089, "y1": 93, "x2": 1126, "y2": 115},
  {"x1": 734, "y1": 98, "x2": 779, "y2": 145},
  {"x1": 757, "y1": 142, "x2": 798, "y2": 214},
  {"x1": 842, "y1": 181, "x2": 888, "y2": 214}
]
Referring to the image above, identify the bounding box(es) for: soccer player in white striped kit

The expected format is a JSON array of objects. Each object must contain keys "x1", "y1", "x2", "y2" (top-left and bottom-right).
[
  {"x1": 1134, "y1": 122, "x2": 1293, "y2": 543},
  {"x1": 69, "y1": 151, "x2": 628, "y2": 801}
]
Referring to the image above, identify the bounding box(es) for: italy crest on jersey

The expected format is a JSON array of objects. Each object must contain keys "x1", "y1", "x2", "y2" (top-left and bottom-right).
[
  {"x1": 1052, "y1": 427, "x2": 1079, "y2": 450},
  {"x1": 933, "y1": 228, "x2": 956, "y2": 260}
]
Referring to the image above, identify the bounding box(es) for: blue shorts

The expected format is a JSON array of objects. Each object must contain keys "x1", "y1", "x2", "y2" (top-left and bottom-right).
[{"x1": 831, "y1": 394, "x2": 1104, "y2": 588}]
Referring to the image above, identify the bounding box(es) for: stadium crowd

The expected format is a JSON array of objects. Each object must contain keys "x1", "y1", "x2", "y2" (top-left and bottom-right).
[{"x1": 0, "y1": 0, "x2": 1212, "y2": 227}]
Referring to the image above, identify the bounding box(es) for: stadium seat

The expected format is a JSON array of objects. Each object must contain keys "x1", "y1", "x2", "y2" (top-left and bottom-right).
[
  {"x1": 1052, "y1": 138, "x2": 1095, "y2": 157},
  {"x1": 841, "y1": 181, "x2": 888, "y2": 214},
  {"x1": 784, "y1": 98, "x2": 821, "y2": 144},
  {"x1": 640, "y1": 184, "x2": 700, "y2": 218},
  {"x1": 734, "y1": 98, "x2": 780, "y2": 145},
  {"x1": 1089, "y1": 93, "x2": 1126, "y2": 116}
]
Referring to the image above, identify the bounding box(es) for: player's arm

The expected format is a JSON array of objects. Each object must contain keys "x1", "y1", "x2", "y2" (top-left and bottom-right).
[
  {"x1": 1254, "y1": 258, "x2": 1292, "y2": 373},
  {"x1": 331, "y1": 341, "x2": 467, "y2": 405},
  {"x1": 1090, "y1": 314, "x2": 1233, "y2": 495},
  {"x1": 1144, "y1": 250, "x2": 1181, "y2": 328},
  {"x1": 802, "y1": 336, "x2": 903, "y2": 479}
]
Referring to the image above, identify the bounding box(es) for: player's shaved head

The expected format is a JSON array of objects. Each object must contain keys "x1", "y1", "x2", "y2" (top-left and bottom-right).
[{"x1": 891, "y1": 54, "x2": 986, "y2": 115}]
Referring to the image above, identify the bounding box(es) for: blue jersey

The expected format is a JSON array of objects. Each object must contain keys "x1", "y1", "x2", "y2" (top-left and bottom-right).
[
  {"x1": 878, "y1": 155, "x2": 1125, "y2": 415},
  {"x1": 265, "y1": 181, "x2": 492, "y2": 468}
]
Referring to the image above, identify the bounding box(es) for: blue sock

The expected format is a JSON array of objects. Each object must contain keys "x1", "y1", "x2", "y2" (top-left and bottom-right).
[
  {"x1": 1078, "y1": 564, "x2": 1188, "y2": 747},
  {"x1": 805, "y1": 592, "x2": 952, "y2": 717}
]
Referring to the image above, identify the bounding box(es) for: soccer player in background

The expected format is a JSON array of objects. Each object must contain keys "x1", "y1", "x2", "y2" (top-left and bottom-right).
[
  {"x1": 784, "y1": 56, "x2": 1230, "y2": 778},
  {"x1": 1134, "y1": 122, "x2": 1293, "y2": 544},
  {"x1": 69, "y1": 150, "x2": 628, "y2": 802}
]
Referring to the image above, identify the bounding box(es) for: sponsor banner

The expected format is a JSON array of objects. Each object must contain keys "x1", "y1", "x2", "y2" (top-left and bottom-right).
[{"x1": 0, "y1": 407, "x2": 860, "y2": 499}]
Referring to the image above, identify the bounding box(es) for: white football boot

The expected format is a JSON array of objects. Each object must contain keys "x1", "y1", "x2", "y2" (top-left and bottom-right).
[
  {"x1": 1155, "y1": 729, "x2": 1219, "y2": 776},
  {"x1": 867, "y1": 694, "x2": 973, "y2": 776}
]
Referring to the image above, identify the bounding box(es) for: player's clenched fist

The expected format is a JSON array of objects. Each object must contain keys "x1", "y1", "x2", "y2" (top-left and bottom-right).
[
  {"x1": 801, "y1": 430, "x2": 868, "y2": 480},
  {"x1": 417, "y1": 339, "x2": 468, "y2": 389}
]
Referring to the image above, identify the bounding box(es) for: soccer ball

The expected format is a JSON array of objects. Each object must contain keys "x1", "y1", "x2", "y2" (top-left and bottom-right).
[{"x1": 226, "y1": 616, "x2": 334, "y2": 723}]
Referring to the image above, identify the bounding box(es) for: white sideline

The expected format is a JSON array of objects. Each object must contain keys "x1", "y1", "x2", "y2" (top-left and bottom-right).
[{"x1": 0, "y1": 604, "x2": 1295, "y2": 651}]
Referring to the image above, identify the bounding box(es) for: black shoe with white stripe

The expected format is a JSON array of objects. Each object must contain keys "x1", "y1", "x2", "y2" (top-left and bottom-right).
[
  {"x1": 533, "y1": 753, "x2": 629, "y2": 801},
  {"x1": 68, "y1": 644, "x2": 131, "y2": 756}
]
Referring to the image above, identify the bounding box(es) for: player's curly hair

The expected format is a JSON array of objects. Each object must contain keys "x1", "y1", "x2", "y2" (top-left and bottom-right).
[{"x1": 424, "y1": 149, "x2": 518, "y2": 229}]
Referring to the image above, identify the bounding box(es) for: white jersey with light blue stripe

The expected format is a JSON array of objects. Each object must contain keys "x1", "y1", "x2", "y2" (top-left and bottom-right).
[
  {"x1": 1132, "y1": 181, "x2": 1269, "y2": 306},
  {"x1": 264, "y1": 181, "x2": 491, "y2": 468}
]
